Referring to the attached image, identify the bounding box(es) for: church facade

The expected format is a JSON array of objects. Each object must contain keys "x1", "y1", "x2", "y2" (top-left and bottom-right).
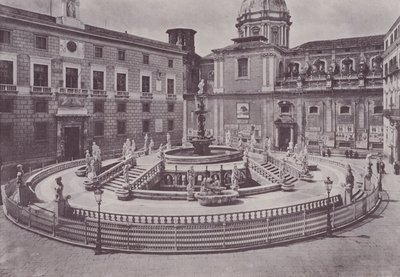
[
  {"x1": 184, "y1": 0, "x2": 384, "y2": 152},
  {"x1": 0, "y1": 1, "x2": 187, "y2": 166}
]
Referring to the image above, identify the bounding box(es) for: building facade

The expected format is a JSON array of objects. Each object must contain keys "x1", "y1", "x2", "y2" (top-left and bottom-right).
[
  {"x1": 383, "y1": 16, "x2": 400, "y2": 163},
  {"x1": 185, "y1": 0, "x2": 384, "y2": 152},
  {"x1": 0, "y1": 1, "x2": 187, "y2": 165}
]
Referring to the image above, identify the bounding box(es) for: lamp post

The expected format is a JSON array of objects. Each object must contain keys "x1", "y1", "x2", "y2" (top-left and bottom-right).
[
  {"x1": 94, "y1": 186, "x2": 103, "y2": 255},
  {"x1": 324, "y1": 176, "x2": 333, "y2": 237}
]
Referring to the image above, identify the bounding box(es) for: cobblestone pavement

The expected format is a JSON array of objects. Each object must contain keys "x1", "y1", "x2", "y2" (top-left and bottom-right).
[{"x1": 1, "y1": 158, "x2": 400, "y2": 277}]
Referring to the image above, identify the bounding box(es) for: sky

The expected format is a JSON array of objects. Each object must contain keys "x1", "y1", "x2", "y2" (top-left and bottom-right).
[{"x1": 1, "y1": 0, "x2": 399, "y2": 56}]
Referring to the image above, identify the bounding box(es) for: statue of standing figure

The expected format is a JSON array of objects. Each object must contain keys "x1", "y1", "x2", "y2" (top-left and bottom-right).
[
  {"x1": 55, "y1": 177, "x2": 64, "y2": 201},
  {"x1": 144, "y1": 134, "x2": 149, "y2": 153},
  {"x1": 166, "y1": 133, "x2": 171, "y2": 150},
  {"x1": 267, "y1": 137, "x2": 272, "y2": 153},
  {"x1": 197, "y1": 79, "x2": 205, "y2": 95},
  {"x1": 85, "y1": 150, "x2": 91, "y2": 175},
  {"x1": 225, "y1": 130, "x2": 232, "y2": 146},
  {"x1": 131, "y1": 139, "x2": 136, "y2": 154},
  {"x1": 66, "y1": 0, "x2": 77, "y2": 18},
  {"x1": 187, "y1": 166, "x2": 195, "y2": 201},
  {"x1": 123, "y1": 163, "x2": 131, "y2": 188},
  {"x1": 250, "y1": 133, "x2": 256, "y2": 153},
  {"x1": 238, "y1": 137, "x2": 243, "y2": 149},
  {"x1": 344, "y1": 164, "x2": 355, "y2": 204},
  {"x1": 149, "y1": 138, "x2": 154, "y2": 155},
  {"x1": 122, "y1": 139, "x2": 131, "y2": 159},
  {"x1": 231, "y1": 165, "x2": 240, "y2": 192},
  {"x1": 288, "y1": 141, "x2": 294, "y2": 153}
]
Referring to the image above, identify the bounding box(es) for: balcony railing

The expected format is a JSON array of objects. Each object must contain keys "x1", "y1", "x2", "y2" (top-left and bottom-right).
[
  {"x1": 0, "y1": 84, "x2": 18, "y2": 94},
  {"x1": 166, "y1": 94, "x2": 177, "y2": 101},
  {"x1": 30, "y1": 86, "x2": 52, "y2": 95},
  {"x1": 140, "y1": 92, "x2": 153, "y2": 100},
  {"x1": 58, "y1": 88, "x2": 89, "y2": 96},
  {"x1": 115, "y1": 91, "x2": 129, "y2": 98},
  {"x1": 91, "y1": 90, "x2": 107, "y2": 98}
]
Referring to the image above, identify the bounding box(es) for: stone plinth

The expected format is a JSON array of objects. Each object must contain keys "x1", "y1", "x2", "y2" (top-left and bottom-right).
[{"x1": 195, "y1": 190, "x2": 239, "y2": 206}]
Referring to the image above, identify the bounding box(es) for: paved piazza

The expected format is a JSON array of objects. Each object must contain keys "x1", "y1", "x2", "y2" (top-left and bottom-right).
[{"x1": 1, "y1": 157, "x2": 400, "y2": 277}]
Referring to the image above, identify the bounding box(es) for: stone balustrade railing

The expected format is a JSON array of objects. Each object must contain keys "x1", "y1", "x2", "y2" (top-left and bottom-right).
[
  {"x1": 265, "y1": 153, "x2": 302, "y2": 179},
  {"x1": 131, "y1": 161, "x2": 163, "y2": 190},
  {"x1": 96, "y1": 157, "x2": 135, "y2": 187},
  {"x1": 248, "y1": 158, "x2": 279, "y2": 183}
]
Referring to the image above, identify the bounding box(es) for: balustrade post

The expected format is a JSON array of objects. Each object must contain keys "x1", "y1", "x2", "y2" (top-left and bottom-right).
[
  {"x1": 266, "y1": 217, "x2": 270, "y2": 243},
  {"x1": 174, "y1": 224, "x2": 178, "y2": 251},
  {"x1": 303, "y1": 210, "x2": 306, "y2": 236},
  {"x1": 353, "y1": 201, "x2": 357, "y2": 220},
  {"x1": 127, "y1": 224, "x2": 131, "y2": 250},
  {"x1": 28, "y1": 206, "x2": 31, "y2": 228},
  {"x1": 52, "y1": 213, "x2": 56, "y2": 237},
  {"x1": 84, "y1": 218, "x2": 88, "y2": 245},
  {"x1": 332, "y1": 204, "x2": 335, "y2": 228}
]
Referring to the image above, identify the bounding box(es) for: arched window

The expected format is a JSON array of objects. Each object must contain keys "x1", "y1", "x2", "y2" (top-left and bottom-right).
[
  {"x1": 340, "y1": 106, "x2": 351, "y2": 115},
  {"x1": 313, "y1": 59, "x2": 326, "y2": 74},
  {"x1": 271, "y1": 26, "x2": 279, "y2": 44},
  {"x1": 309, "y1": 106, "x2": 319, "y2": 114},
  {"x1": 341, "y1": 58, "x2": 354, "y2": 73},
  {"x1": 374, "y1": 106, "x2": 383, "y2": 114},
  {"x1": 252, "y1": 26, "x2": 260, "y2": 36},
  {"x1": 278, "y1": 62, "x2": 284, "y2": 78}
]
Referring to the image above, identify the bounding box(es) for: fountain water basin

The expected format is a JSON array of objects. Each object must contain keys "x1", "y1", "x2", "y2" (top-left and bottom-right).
[{"x1": 164, "y1": 146, "x2": 243, "y2": 164}]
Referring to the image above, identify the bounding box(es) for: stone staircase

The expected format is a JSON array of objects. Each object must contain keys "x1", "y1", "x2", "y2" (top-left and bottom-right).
[
  {"x1": 259, "y1": 162, "x2": 298, "y2": 186},
  {"x1": 102, "y1": 166, "x2": 148, "y2": 192}
]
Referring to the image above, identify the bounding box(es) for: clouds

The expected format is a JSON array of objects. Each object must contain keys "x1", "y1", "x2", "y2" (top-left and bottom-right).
[{"x1": 1, "y1": 0, "x2": 399, "y2": 56}]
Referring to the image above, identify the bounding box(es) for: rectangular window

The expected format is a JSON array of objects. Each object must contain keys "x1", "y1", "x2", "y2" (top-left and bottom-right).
[
  {"x1": 0, "y1": 29, "x2": 11, "y2": 44},
  {"x1": 93, "y1": 71, "x2": 104, "y2": 90},
  {"x1": 66, "y1": 67, "x2": 78, "y2": 88},
  {"x1": 0, "y1": 99, "x2": 13, "y2": 113},
  {"x1": 34, "y1": 122, "x2": 48, "y2": 141},
  {"x1": 33, "y1": 64, "x2": 48, "y2": 87},
  {"x1": 118, "y1": 50, "x2": 125, "y2": 61},
  {"x1": 94, "y1": 102, "x2": 104, "y2": 113},
  {"x1": 167, "y1": 79, "x2": 175, "y2": 95},
  {"x1": 142, "y1": 120, "x2": 150, "y2": 133},
  {"x1": 238, "y1": 58, "x2": 248, "y2": 77},
  {"x1": 142, "y1": 75, "x2": 150, "y2": 93},
  {"x1": 117, "y1": 121, "x2": 126, "y2": 135},
  {"x1": 168, "y1": 120, "x2": 174, "y2": 131},
  {"x1": 94, "y1": 122, "x2": 104, "y2": 137},
  {"x1": 142, "y1": 103, "x2": 150, "y2": 113},
  {"x1": 35, "y1": 35, "x2": 47, "y2": 50},
  {"x1": 117, "y1": 103, "x2": 127, "y2": 113},
  {"x1": 34, "y1": 101, "x2": 48, "y2": 113},
  {"x1": 116, "y1": 73, "x2": 127, "y2": 91},
  {"x1": 168, "y1": 59, "x2": 173, "y2": 68},
  {"x1": 143, "y1": 54, "x2": 149, "y2": 64},
  {"x1": 281, "y1": 106, "x2": 290, "y2": 114},
  {"x1": 0, "y1": 60, "x2": 13, "y2": 84},
  {"x1": 0, "y1": 123, "x2": 12, "y2": 141},
  {"x1": 95, "y1": 46, "x2": 103, "y2": 58},
  {"x1": 167, "y1": 103, "x2": 175, "y2": 113}
]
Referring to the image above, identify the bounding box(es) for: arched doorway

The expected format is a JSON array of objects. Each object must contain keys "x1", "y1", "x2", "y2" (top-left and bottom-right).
[{"x1": 274, "y1": 116, "x2": 297, "y2": 151}]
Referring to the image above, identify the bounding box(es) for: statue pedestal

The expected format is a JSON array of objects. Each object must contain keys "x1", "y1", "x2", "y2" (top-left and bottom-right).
[
  {"x1": 54, "y1": 199, "x2": 71, "y2": 222},
  {"x1": 18, "y1": 185, "x2": 30, "y2": 207}
]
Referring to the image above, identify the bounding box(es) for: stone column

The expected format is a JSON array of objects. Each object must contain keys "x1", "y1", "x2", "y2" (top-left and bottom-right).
[
  {"x1": 262, "y1": 54, "x2": 268, "y2": 92},
  {"x1": 275, "y1": 126, "x2": 280, "y2": 148},
  {"x1": 219, "y1": 59, "x2": 224, "y2": 89},
  {"x1": 290, "y1": 127, "x2": 294, "y2": 144},
  {"x1": 213, "y1": 59, "x2": 219, "y2": 90}
]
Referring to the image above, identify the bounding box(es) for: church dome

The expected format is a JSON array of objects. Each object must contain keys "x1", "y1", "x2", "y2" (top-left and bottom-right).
[{"x1": 239, "y1": 0, "x2": 288, "y2": 16}]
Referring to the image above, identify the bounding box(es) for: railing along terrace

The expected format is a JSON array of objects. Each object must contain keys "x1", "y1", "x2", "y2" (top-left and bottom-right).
[
  {"x1": 31, "y1": 86, "x2": 52, "y2": 95},
  {"x1": 58, "y1": 88, "x2": 89, "y2": 95},
  {"x1": 97, "y1": 157, "x2": 135, "y2": 187},
  {"x1": 265, "y1": 154, "x2": 302, "y2": 179},
  {"x1": 130, "y1": 161, "x2": 162, "y2": 190}
]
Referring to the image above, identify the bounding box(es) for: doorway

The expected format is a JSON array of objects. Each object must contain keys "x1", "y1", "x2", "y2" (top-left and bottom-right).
[
  {"x1": 64, "y1": 127, "x2": 80, "y2": 160},
  {"x1": 279, "y1": 127, "x2": 291, "y2": 151}
]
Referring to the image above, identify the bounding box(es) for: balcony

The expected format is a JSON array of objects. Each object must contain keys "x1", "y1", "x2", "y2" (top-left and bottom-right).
[
  {"x1": 166, "y1": 94, "x2": 177, "y2": 101},
  {"x1": 91, "y1": 90, "x2": 107, "y2": 98},
  {"x1": 0, "y1": 84, "x2": 18, "y2": 94},
  {"x1": 140, "y1": 92, "x2": 153, "y2": 100},
  {"x1": 30, "y1": 86, "x2": 52, "y2": 95},
  {"x1": 115, "y1": 91, "x2": 129, "y2": 99},
  {"x1": 58, "y1": 88, "x2": 89, "y2": 96}
]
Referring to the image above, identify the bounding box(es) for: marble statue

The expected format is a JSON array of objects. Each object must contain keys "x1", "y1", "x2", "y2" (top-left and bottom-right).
[
  {"x1": 149, "y1": 138, "x2": 154, "y2": 154},
  {"x1": 123, "y1": 163, "x2": 131, "y2": 186},
  {"x1": 122, "y1": 139, "x2": 131, "y2": 159},
  {"x1": 85, "y1": 150, "x2": 91, "y2": 175},
  {"x1": 250, "y1": 133, "x2": 256, "y2": 152},
  {"x1": 131, "y1": 139, "x2": 136, "y2": 153},
  {"x1": 346, "y1": 165, "x2": 355, "y2": 188},
  {"x1": 238, "y1": 137, "x2": 243, "y2": 148},
  {"x1": 166, "y1": 133, "x2": 171, "y2": 150},
  {"x1": 197, "y1": 79, "x2": 205, "y2": 95},
  {"x1": 55, "y1": 177, "x2": 64, "y2": 201},
  {"x1": 243, "y1": 147, "x2": 249, "y2": 162},
  {"x1": 231, "y1": 165, "x2": 240, "y2": 192},
  {"x1": 267, "y1": 137, "x2": 272, "y2": 153},
  {"x1": 225, "y1": 130, "x2": 232, "y2": 146},
  {"x1": 279, "y1": 159, "x2": 287, "y2": 181},
  {"x1": 66, "y1": 0, "x2": 77, "y2": 18},
  {"x1": 144, "y1": 134, "x2": 149, "y2": 152},
  {"x1": 187, "y1": 166, "x2": 195, "y2": 200},
  {"x1": 288, "y1": 141, "x2": 294, "y2": 153}
]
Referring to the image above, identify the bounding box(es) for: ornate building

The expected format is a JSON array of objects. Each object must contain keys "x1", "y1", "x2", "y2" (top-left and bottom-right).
[
  {"x1": 0, "y1": 1, "x2": 186, "y2": 167},
  {"x1": 185, "y1": 0, "x2": 384, "y2": 151},
  {"x1": 383, "y1": 16, "x2": 400, "y2": 163}
]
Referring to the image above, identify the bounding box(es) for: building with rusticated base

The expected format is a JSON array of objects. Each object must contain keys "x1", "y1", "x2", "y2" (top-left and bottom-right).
[
  {"x1": 0, "y1": 1, "x2": 191, "y2": 170},
  {"x1": 184, "y1": 0, "x2": 384, "y2": 152}
]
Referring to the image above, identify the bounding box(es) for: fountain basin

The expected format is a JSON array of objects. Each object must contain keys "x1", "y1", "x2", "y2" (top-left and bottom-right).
[
  {"x1": 165, "y1": 146, "x2": 243, "y2": 164},
  {"x1": 195, "y1": 190, "x2": 239, "y2": 206}
]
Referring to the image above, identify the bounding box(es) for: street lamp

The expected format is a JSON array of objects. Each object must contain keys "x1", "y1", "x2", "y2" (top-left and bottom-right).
[
  {"x1": 94, "y1": 186, "x2": 103, "y2": 255},
  {"x1": 324, "y1": 176, "x2": 333, "y2": 237}
]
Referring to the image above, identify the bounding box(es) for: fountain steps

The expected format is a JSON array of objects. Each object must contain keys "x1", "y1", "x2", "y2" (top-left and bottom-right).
[
  {"x1": 102, "y1": 167, "x2": 148, "y2": 192},
  {"x1": 260, "y1": 162, "x2": 298, "y2": 185}
]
